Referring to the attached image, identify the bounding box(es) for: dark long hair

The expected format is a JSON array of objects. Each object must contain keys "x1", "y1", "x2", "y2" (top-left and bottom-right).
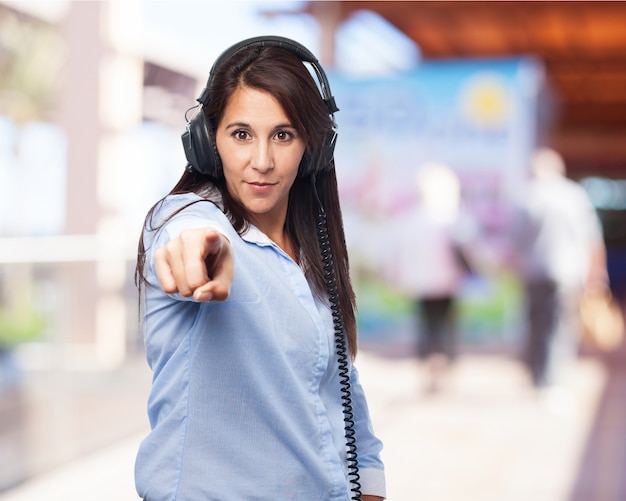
[{"x1": 135, "y1": 44, "x2": 358, "y2": 357}]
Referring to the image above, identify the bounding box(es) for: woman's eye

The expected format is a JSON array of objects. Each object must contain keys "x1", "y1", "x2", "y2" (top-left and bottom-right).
[
  {"x1": 275, "y1": 130, "x2": 293, "y2": 142},
  {"x1": 234, "y1": 130, "x2": 250, "y2": 141}
]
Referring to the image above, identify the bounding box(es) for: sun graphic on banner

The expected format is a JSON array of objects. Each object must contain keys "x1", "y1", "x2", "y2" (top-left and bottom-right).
[{"x1": 460, "y1": 73, "x2": 510, "y2": 128}]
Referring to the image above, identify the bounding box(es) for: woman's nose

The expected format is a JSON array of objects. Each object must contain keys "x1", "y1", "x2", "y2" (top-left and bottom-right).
[{"x1": 251, "y1": 141, "x2": 273, "y2": 172}]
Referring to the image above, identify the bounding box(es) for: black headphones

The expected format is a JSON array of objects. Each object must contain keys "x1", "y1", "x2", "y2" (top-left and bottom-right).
[{"x1": 181, "y1": 35, "x2": 339, "y2": 179}]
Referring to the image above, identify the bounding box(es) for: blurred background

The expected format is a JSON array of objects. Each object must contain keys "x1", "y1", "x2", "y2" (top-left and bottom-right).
[{"x1": 0, "y1": 1, "x2": 625, "y2": 500}]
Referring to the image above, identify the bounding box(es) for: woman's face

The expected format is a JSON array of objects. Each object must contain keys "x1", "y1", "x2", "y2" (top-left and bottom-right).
[{"x1": 216, "y1": 86, "x2": 305, "y2": 232}]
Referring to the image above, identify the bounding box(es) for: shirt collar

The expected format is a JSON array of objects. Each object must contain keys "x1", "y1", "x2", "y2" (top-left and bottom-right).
[
  {"x1": 241, "y1": 224, "x2": 273, "y2": 247},
  {"x1": 241, "y1": 224, "x2": 307, "y2": 268}
]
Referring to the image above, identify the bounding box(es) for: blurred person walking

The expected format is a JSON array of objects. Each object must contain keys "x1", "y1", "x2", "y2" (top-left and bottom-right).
[
  {"x1": 510, "y1": 147, "x2": 608, "y2": 410},
  {"x1": 384, "y1": 162, "x2": 474, "y2": 393}
]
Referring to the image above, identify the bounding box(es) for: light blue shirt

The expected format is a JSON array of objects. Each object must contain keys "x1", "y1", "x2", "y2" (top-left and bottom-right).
[{"x1": 135, "y1": 193, "x2": 386, "y2": 500}]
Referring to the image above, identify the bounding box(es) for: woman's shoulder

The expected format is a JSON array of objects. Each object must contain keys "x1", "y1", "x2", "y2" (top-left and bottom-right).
[
  {"x1": 156, "y1": 193, "x2": 223, "y2": 219},
  {"x1": 144, "y1": 192, "x2": 227, "y2": 237},
  {"x1": 161, "y1": 192, "x2": 213, "y2": 209}
]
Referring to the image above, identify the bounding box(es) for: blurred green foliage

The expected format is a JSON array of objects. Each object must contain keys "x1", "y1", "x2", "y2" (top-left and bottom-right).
[
  {"x1": 0, "y1": 307, "x2": 45, "y2": 349},
  {"x1": 354, "y1": 269, "x2": 523, "y2": 345}
]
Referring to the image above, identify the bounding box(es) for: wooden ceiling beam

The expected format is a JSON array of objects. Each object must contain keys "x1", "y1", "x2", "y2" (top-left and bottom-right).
[
  {"x1": 324, "y1": 1, "x2": 626, "y2": 173},
  {"x1": 559, "y1": 104, "x2": 626, "y2": 126},
  {"x1": 335, "y1": 1, "x2": 626, "y2": 58}
]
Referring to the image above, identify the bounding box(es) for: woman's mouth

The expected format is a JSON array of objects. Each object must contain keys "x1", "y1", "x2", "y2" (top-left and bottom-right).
[{"x1": 248, "y1": 181, "x2": 275, "y2": 194}]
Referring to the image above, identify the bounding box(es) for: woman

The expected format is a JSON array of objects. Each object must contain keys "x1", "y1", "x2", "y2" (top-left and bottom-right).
[{"x1": 134, "y1": 36, "x2": 386, "y2": 500}]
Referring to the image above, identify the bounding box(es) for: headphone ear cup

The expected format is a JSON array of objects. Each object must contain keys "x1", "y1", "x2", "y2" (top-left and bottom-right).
[
  {"x1": 298, "y1": 129, "x2": 338, "y2": 178},
  {"x1": 324, "y1": 130, "x2": 337, "y2": 170},
  {"x1": 181, "y1": 110, "x2": 222, "y2": 177}
]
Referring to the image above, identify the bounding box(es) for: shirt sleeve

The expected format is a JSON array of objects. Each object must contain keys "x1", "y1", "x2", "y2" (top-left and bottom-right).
[
  {"x1": 160, "y1": 198, "x2": 227, "y2": 243},
  {"x1": 349, "y1": 365, "x2": 387, "y2": 499}
]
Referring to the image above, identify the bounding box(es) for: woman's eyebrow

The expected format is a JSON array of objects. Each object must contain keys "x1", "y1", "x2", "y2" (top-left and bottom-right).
[
  {"x1": 272, "y1": 122, "x2": 296, "y2": 130},
  {"x1": 223, "y1": 121, "x2": 296, "y2": 130},
  {"x1": 223, "y1": 121, "x2": 250, "y2": 129}
]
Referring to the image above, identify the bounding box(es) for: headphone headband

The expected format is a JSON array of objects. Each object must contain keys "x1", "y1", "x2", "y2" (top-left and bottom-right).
[
  {"x1": 212, "y1": 36, "x2": 320, "y2": 73},
  {"x1": 182, "y1": 36, "x2": 339, "y2": 178}
]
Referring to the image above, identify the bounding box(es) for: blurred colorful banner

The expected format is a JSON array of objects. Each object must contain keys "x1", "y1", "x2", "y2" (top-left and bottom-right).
[{"x1": 329, "y1": 57, "x2": 545, "y2": 347}]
